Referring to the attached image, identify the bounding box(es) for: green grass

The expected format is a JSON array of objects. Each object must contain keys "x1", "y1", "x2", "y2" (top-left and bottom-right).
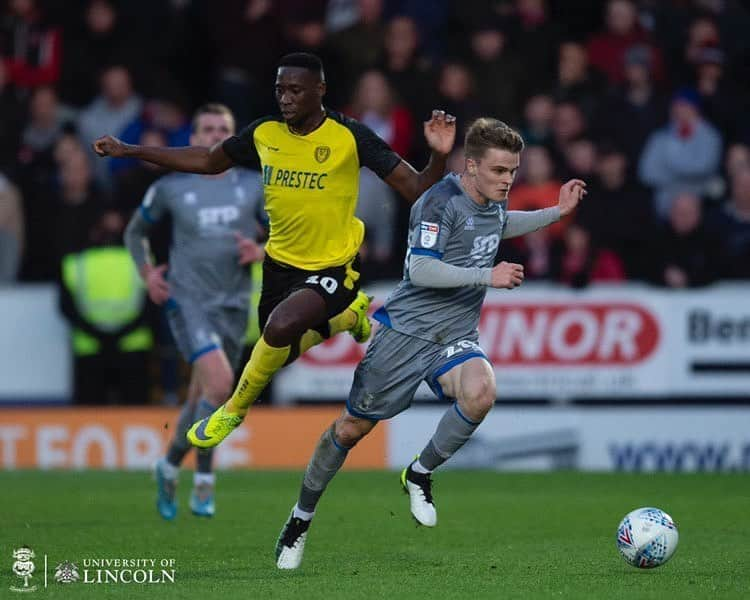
[{"x1": 2, "y1": 471, "x2": 749, "y2": 599}]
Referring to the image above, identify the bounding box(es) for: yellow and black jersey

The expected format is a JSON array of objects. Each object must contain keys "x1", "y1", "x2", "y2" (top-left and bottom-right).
[{"x1": 222, "y1": 109, "x2": 401, "y2": 270}]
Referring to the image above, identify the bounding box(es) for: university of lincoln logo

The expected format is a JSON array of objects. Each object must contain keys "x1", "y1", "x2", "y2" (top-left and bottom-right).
[
  {"x1": 54, "y1": 561, "x2": 80, "y2": 584},
  {"x1": 314, "y1": 146, "x2": 331, "y2": 163},
  {"x1": 10, "y1": 547, "x2": 37, "y2": 593}
]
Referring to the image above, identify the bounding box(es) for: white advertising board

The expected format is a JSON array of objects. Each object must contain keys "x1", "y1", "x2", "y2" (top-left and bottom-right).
[
  {"x1": 0, "y1": 285, "x2": 71, "y2": 403},
  {"x1": 275, "y1": 283, "x2": 750, "y2": 401},
  {"x1": 387, "y1": 407, "x2": 750, "y2": 472}
]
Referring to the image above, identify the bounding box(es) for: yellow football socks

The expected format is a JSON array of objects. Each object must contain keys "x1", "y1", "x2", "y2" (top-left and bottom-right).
[
  {"x1": 296, "y1": 308, "x2": 357, "y2": 356},
  {"x1": 329, "y1": 308, "x2": 357, "y2": 334},
  {"x1": 226, "y1": 336, "x2": 290, "y2": 414}
]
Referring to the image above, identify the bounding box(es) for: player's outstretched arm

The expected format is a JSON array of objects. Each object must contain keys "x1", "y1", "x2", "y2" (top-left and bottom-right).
[
  {"x1": 409, "y1": 255, "x2": 523, "y2": 289},
  {"x1": 502, "y1": 178, "x2": 587, "y2": 239},
  {"x1": 384, "y1": 110, "x2": 456, "y2": 202},
  {"x1": 92, "y1": 135, "x2": 233, "y2": 175}
]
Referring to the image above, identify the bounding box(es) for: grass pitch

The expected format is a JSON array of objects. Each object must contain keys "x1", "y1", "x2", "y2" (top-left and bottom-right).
[{"x1": 3, "y1": 470, "x2": 748, "y2": 599}]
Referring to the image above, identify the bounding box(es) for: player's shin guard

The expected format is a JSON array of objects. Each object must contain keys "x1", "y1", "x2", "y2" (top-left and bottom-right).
[
  {"x1": 297, "y1": 426, "x2": 349, "y2": 513},
  {"x1": 165, "y1": 400, "x2": 198, "y2": 466},
  {"x1": 228, "y1": 336, "x2": 290, "y2": 413},
  {"x1": 417, "y1": 402, "x2": 482, "y2": 470}
]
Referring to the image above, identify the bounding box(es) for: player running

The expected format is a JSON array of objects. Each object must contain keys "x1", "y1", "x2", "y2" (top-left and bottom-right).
[
  {"x1": 123, "y1": 104, "x2": 265, "y2": 520},
  {"x1": 93, "y1": 52, "x2": 456, "y2": 450},
  {"x1": 274, "y1": 117, "x2": 587, "y2": 569}
]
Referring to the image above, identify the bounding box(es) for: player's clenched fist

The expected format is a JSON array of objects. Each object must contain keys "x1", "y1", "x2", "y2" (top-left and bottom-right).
[
  {"x1": 93, "y1": 135, "x2": 128, "y2": 157},
  {"x1": 490, "y1": 261, "x2": 524, "y2": 289}
]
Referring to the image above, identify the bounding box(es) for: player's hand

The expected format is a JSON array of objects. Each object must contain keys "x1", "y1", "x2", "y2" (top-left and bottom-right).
[
  {"x1": 490, "y1": 261, "x2": 524, "y2": 289},
  {"x1": 558, "y1": 179, "x2": 587, "y2": 217},
  {"x1": 423, "y1": 109, "x2": 457, "y2": 156},
  {"x1": 93, "y1": 135, "x2": 129, "y2": 158},
  {"x1": 142, "y1": 264, "x2": 170, "y2": 304},
  {"x1": 235, "y1": 232, "x2": 265, "y2": 265}
]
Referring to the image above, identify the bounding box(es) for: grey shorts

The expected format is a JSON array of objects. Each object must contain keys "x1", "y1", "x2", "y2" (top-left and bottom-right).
[
  {"x1": 165, "y1": 298, "x2": 248, "y2": 369},
  {"x1": 346, "y1": 326, "x2": 489, "y2": 421}
]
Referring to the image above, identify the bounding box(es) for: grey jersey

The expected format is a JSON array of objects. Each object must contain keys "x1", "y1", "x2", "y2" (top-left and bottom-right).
[
  {"x1": 126, "y1": 169, "x2": 265, "y2": 309},
  {"x1": 373, "y1": 173, "x2": 506, "y2": 344}
]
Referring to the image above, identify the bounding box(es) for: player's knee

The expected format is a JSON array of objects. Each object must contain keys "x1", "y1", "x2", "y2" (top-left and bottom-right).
[
  {"x1": 265, "y1": 311, "x2": 309, "y2": 343},
  {"x1": 462, "y1": 376, "x2": 495, "y2": 416},
  {"x1": 334, "y1": 419, "x2": 369, "y2": 448}
]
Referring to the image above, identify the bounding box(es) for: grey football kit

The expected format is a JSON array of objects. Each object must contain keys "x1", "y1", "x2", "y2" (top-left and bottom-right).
[
  {"x1": 347, "y1": 172, "x2": 559, "y2": 420},
  {"x1": 283, "y1": 172, "x2": 563, "y2": 554},
  {"x1": 124, "y1": 168, "x2": 265, "y2": 368},
  {"x1": 291, "y1": 171, "x2": 561, "y2": 528}
]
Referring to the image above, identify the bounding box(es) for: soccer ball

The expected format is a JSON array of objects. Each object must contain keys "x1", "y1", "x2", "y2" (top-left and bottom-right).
[{"x1": 616, "y1": 507, "x2": 679, "y2": 568}]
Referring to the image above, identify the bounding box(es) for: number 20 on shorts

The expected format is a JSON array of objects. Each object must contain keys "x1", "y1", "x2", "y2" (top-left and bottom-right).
[{"x1": 305, "y1": 275, "x2": 339, "y2": 295}]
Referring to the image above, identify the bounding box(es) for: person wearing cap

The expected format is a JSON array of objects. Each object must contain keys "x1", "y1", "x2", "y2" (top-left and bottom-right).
[{"x1": 638, "y1": 86, "x2": 722, "y2": 218}]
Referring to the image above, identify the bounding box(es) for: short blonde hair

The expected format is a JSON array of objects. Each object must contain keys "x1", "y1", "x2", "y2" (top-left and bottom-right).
[{"x1": 464, "y1": 118, "x2": 524, "y2": 160}]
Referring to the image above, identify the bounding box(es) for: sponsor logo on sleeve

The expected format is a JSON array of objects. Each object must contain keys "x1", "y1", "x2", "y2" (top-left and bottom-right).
[{"x1": 420, "y1": 221, "x2": 439, "y2": 248}]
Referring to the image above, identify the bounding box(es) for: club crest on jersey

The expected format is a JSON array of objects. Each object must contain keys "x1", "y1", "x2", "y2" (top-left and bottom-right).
[
  {"x1": 314, "y1": 146, "x2": 331, "y2": 163},
  {"x1": 420, "y1": 221, "x2": 439, "y2": 248}
]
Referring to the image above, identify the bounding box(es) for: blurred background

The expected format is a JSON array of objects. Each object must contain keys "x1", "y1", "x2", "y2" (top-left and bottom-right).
[{"x1": 0, "y1": 0, "x2": 748, "y2": 472}]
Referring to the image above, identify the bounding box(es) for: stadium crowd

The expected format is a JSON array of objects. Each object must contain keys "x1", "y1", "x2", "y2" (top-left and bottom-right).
[{"x1": 1, "y1": 0, "x2": 749, "y2": 402}]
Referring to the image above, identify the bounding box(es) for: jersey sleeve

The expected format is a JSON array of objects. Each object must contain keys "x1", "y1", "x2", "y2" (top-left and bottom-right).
[
  {"x1": 346, "y1": 119, "x2": 402, "y2": 179},
  {"x1": 222, "y1": 118, "x2": 265, "y2": 169},
  {"x1": 139, "y1": 180, "x2": 169, "y2": 224},
  {"x1": 408, "y1": 191, "x2": 455, "y2": 259}
]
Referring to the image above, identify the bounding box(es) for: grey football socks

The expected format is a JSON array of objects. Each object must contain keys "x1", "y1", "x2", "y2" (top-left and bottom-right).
[
  {"x1": 194, "y1": 399, "x2": 216, "y2": 473},
  {"x1": 417, "y1": 402, "x2": 481, "y2": 471},
  {"x1": 297, "y1": 426, "x2": 349, "y2": 514},
  {"x1": 165, "y1": 400, "x2": 198, "y2": 467}
]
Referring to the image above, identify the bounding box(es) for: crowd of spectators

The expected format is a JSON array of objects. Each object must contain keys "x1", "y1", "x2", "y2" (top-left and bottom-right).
[{"x1": 1, "y1": 0, "x2": 749, "y2": 291}]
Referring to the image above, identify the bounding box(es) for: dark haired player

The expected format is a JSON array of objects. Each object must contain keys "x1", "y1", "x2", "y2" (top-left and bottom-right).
[{"x1": 93, "y1": 53, "x2": 456, "y2": 449}]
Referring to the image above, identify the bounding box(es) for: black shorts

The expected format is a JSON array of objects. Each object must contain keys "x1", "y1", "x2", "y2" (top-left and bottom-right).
[{"x1": 258, "y1": 254, "x2": 361, "y2": 335}]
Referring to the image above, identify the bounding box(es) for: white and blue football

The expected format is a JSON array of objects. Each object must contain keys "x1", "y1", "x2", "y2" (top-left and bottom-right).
[{"x1": 616, "y1": 507, "x2": 679, "y2": 568}]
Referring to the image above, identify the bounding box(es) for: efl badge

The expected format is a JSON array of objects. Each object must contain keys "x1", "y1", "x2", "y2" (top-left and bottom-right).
[
  {"x1": 314, "y1": 146, "x2": 331, "y2": 163},
  {"x1": 420, "y1": 221, "x2": 439, "y2": 248}
]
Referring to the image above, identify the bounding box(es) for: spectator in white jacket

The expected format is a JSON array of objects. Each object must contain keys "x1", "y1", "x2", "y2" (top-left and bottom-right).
[{"x1": 638, "y1": 87, "x2": 722, "y2": 218}]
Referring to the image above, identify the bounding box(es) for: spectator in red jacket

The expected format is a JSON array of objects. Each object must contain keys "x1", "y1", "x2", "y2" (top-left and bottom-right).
[
  {"x1": 0, "y1": 0, "x2": 62, "y2": 90},
  {"x1": 555, "y1": 223, "x2": 626, "y2": 287},
  {"x1": 346, "y1": 68, "x2": 415, "y2": 159},
  {"x1": 587, "y1": 0, "x2": 663, "y2": 85}
]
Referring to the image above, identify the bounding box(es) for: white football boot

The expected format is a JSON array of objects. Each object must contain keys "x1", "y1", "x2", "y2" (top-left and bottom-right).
[
  {"x1": 401, "y1": 460, "x2": 437, "y2": 527},
  {"x1": 275, "y1": 508, "x2": 311, "y2": 569}
]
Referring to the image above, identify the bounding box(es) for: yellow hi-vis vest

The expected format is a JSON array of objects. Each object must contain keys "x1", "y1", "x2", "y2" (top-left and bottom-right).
[{"x1": 62, "y1": 247, "x2": 153, "y2": 356}]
